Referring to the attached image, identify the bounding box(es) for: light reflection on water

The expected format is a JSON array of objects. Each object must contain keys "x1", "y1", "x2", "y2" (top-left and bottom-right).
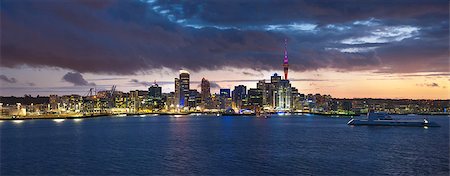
[{"x1": 0, "y1": 115, "x2": 448, "y2": 175}]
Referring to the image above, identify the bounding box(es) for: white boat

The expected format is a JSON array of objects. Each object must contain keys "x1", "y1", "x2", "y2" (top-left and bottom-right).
[{"x1": 347, "y1": 112, "x2": 439, "y2": 127}]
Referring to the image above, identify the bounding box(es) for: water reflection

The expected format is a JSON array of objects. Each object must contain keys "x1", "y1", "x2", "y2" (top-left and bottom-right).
[{"x1": 53, "y1": 119, "x2": 65, "y2": 123}]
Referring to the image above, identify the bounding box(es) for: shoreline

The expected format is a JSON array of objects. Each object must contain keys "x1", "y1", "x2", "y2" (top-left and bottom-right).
[{"x1": 1, "y1": 112, "x2": 448, "y2": 121}]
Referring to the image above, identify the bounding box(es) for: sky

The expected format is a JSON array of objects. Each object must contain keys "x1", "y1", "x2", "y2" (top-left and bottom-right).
[{"x1": 0, "y1": 0, "x2": 449, "y2": 99}]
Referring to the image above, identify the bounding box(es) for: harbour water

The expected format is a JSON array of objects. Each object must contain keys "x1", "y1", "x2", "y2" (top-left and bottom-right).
[{"x1": 1, "y1": 115, "x2": 448, "y2": 175}]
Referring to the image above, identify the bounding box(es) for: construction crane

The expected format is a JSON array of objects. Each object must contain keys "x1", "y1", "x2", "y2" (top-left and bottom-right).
[
  {"x1": 84, "y1": 88, "x2": 97, "y2": 99},
  {"x1": 110, "y1": 85, "x2": 116, "y2": 96},
  {"x1": 108, "y1": 85, "x2": 117, "y2": 109}
]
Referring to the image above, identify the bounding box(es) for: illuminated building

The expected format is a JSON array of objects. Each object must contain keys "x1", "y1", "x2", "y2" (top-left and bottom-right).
[
  {"x1": 188, "y1": 89, "x2": 201, "y2": 108},
  {"x1": 248, "y1": 88, "x2": 263, "y2": 108},
  {"x1": 219, "y1": 89, "x2": 231, "y2": 110},
  {"x1": 148, "y1": 82, "x2": 162, "y2": 109},
  {"x1": 174, "y1": 78, "x2": 180, "y2": 107},
  {"x1": 49, "y1": 94, "x2": 59, "y2": 110},
  {"x1": 174, "y1": 70, "x2": 190, "y2": 108},
  {"x1": 200, "y1": 78, "x2": 211, "y2": 108},
  {"x1": 257, "y1": 80, "x2": 272, "y2": 108},
  {"x1": 130, "y1": 90, "x2": 148, "y2": 112},
  {"x1": 232, "y1": 85, "x2": 246, "y2": 110},
  {"x1": 271, "y1": 73, "x2": 281, "y2": 85},
  {"x1": 274, "y1": 80, "x2": 292, "y2": 111}
]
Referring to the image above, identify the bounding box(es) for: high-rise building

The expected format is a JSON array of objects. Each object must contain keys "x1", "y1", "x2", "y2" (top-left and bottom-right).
[
  {"x1": 175, "y1": 70, "x2": 190, "y2": 107},
  {"x1": 271, "y1": 73, "x2": 281, "y2": 85},
  {"x1": 219, "y1": 89, "x2": 231, "y2": 109},
  {"x1": 188, "y1": 89, "x2": 201, "y2": 108},
  {"x1": 130, "y1": 90, "x2": 148, "y2": 112},
  {"x1": 232, "y1": 85, "x2": 246, "y2": 110},
  {"x1": 274, "y1": 80, "x2": 292, "y2": 111},
  {"x1": 291, "y1": 87, "x2": 301, "y2": 110},
  {"x1": 148, "y1": 82, "x2": 162, "y2": 109},
  {"x1": 200, "y1": 78, "x2": 211, "y2": 108},
  {"x1": 257, "y1": 80, "x2": 271, "y2": 108},
  {"x1": 270, "y1": 73, "x2": 282, "y2": 107},
  {"x1": 248, "y1": 88, "x2": 263, "y2": 108},
  {"x1": 174, "y1": 78, "x2": 180, "y2": 107},
  {"x1": 220, "y1": 89, "x2": 230, "y2": 98},
  {"x1": 162, "y1": 92, "x2": 175, "y2": 109}
]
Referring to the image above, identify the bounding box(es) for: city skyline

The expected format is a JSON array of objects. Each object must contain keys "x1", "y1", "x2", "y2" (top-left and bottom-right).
[{"x1": 1, "y1": 0, "x2": 449, "y2": 99}]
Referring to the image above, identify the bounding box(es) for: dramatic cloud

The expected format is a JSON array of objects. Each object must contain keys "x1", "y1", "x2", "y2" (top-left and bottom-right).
[
  {"x1": 1, "y1": 0, "x2": 448, "y2": 74},
  {"x1": 0, "y1": 75, "x2": 17, "y2": 83},
  {"x1": 416, "y1": 82, "x2": 440, "y2": 87},
  {"x1": 62, "y1": 72, "x2": 96, "y2": 86},
  {"x1": 130, "y1": 79, "x2": 150, "y2": 87},
  {"x1": 242, "y1": 71, "x2": 263, "y2": 77}
]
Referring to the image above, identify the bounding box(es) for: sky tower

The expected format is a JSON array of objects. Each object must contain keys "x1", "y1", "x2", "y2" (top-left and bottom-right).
[{"x1": 283, "y1": 38, "x2": 289, "y2": 80}]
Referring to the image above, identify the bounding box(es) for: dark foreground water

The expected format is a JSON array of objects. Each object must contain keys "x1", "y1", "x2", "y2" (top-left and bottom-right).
[{"x1": 1, "y1": 115, "x2": 449, "y2": 175}]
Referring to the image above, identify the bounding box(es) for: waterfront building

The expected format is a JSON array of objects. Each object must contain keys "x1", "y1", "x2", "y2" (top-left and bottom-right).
[
  {"x1": 291, "y1": 87, "x2": 301, "y2": 111},
  {"x1": 188, "y1": 89, "x2": 201, "y2": 109},
  {"x1": 271, "y1": 73, "x2": 281, "y2": 85},
  {"x1": 174, "y1": 70, "x2": 190, "y2": 108},
  {"x1": 210, "y1": 93, "x2": 221, "y2": 110},
  {"x1": 232, "y1": 85, "x2": 247, "y2": 110},
  {"x1": 174, "y1": 78, "x2": 180, "y2": 107},
  {"x1": 200, "y1": 78, "x2": 212, "y2": 109},
  {"x1": 274, "y1": 80, "x2": 292, "y2": 111},
  {"x1": 162, "y1": 92, "x2": 175, "y2": 110},
  {"x1": 247, "y1": 88, "x2": 263, "y2": 109},
  {"x1": 219, "y1": 89, "x2": 231, "y2": 110},
  {"x1": 257, "y1": 80, "x2": 273, "y2": 109},
  {"x1": 148, "y1": 82, "x2": 162, "y2": 109},
  {"x1": 49, "y1": 95, "x2": 59, "y2": 111},
  {"x1": 129, "y1": 90, "x2": 148, "y2": 112}
]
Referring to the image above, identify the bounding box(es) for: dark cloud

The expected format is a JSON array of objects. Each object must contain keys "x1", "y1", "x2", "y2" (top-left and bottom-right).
[
  {"x1": 87, "y1": 77, "x2": 129, "y2": 81},
  {"x1": 1, "y1": 0, "x2": 448, "y2": 74},
  {"x1": 242, "y1": 71, "x2": 264, "y2": 77},
  {"x1": 130, "y1": 79, "x2": 150, "y2": 87},
  {"x1": 416, "y1": 82, "x2": 440, "y2": 87},
  {"x1": 428, "y1": 83, "x2": 439, "y2": 87},
  {"x1": 196, "y1": 81, "x2": 221, "y2": 90},
  {"x1": 0, "y1": 75, "x2": 17, "y2": 83},
  {"x1": 153, "y1": 0, "x2": 448, "y2": 27},
  {"x1": 62, "y1": 72, "x2": 96, "y2": 86},
  {"x1": 213, "y1": 78, "x2": 327, "y2": 83},
  {"x1": 210, "y1": 82, "x2": 221, "y2": 89}
]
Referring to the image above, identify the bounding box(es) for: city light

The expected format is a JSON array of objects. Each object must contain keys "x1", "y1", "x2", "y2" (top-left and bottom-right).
[
  {"x1": 53, "y1": 119, "x2": 65, "y2": 123},
  {"x1": 73, "y1": 119, "x2": 83, "y2": 122},
  {"x1": 12, "y1": 120, "x2": 24, "y2": 124}
]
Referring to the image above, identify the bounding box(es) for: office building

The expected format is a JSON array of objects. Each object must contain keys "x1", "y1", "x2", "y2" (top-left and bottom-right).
[{"x1": 232, "y1": 85, "x2": 246, "y2": 110}]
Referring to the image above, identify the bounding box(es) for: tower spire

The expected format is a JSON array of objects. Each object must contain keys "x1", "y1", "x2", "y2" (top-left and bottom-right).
[{"x1": 283, "y1": 38, "x2": 289, "y2": 80}]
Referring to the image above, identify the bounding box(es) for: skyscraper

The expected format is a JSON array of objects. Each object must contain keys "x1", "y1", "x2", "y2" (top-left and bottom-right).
[
  {"x1": 200, "y1": 78, "x2": 211, "y2": 108},
  {"x1": 148, "y1": 82, "x2": 162, "y2": 99},
  {"x1": 283, "y1": 38, "x2": 289, "y2": 80},
  {"x1": 270, "y1": 73, "x2": 282, "y2": 107},
  {"x1": 275, "y1": 80, "x2": 292, "y2": 111},
  {"x1": 232, "y1": 85, "x2": 247, "y2": 110},
  {"x1": 248, "y1": 88, "x2": 263, "y2": 107},
  {"x1": 174, "y1": 78, "x2": 180, "y2": 107},
  {"x1": 220, "y1": 89, "x2": 231, "y2": 98},
  {"x1": 271, "y1": 73, "x2": 281, "y2": 85},
  {"x1": 219, "y1": 89, "x2": 231, "y2": 109},
  {"x1": 188, "y1": 89, "x2": 201, "y2": 108},
  {"x1": 148, "y1": 82, "x2": 162, "y2": 108},
  {"x1": 175, "y1": 70, "x2": 190, "y2": 107}
]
